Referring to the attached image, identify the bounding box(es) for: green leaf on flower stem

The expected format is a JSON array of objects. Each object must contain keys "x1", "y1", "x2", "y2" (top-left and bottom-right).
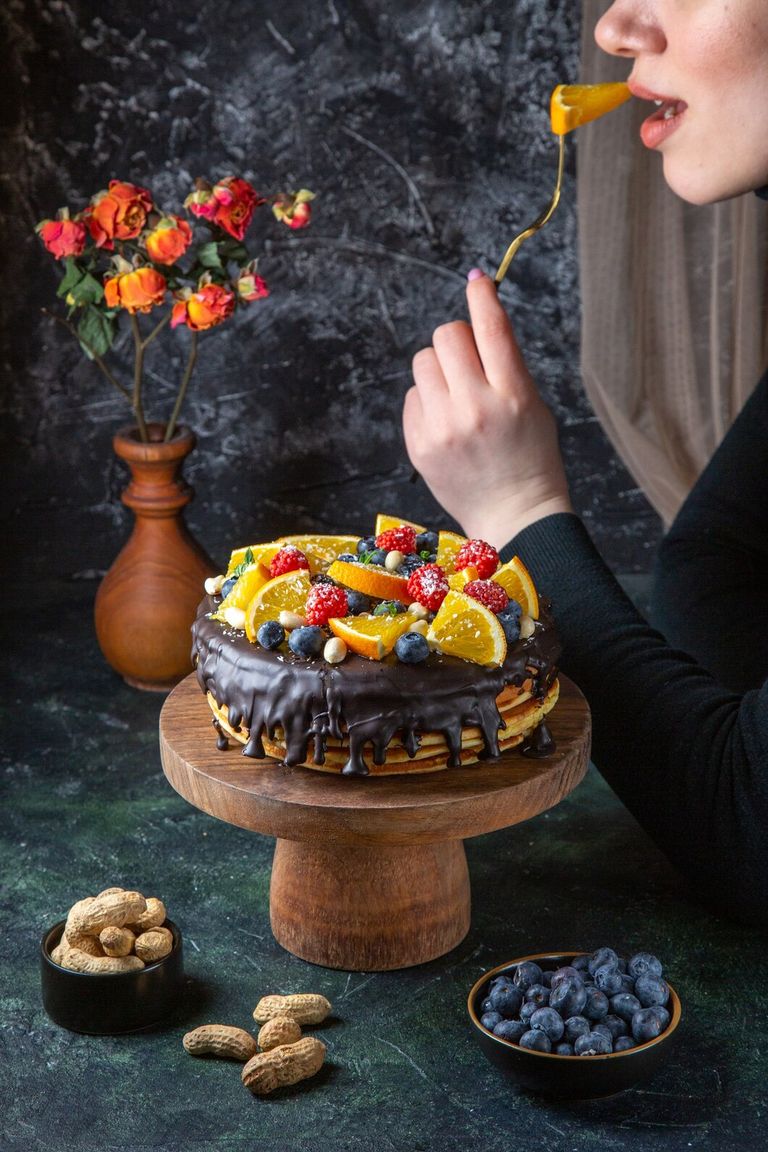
[
  {"x1": 69, "y1": 272, "x2": 104, "y2": 307},
  {"x1": 56, "y1": 257, "x2": 85, "y2": 298},
  {"x1": 219, "y1": 241, "x2": 248, "y2": 264},
  {"x1": 197, "y1": 242, "x2": 223, "y2": 270},
  {"x1": 77, "y1": 305, "x2": 115, "y2": 359}
]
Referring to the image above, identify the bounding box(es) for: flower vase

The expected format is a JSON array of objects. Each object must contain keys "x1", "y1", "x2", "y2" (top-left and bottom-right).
[{"x1": 94, "y1": 423, "x2": 215, "y2": 691}]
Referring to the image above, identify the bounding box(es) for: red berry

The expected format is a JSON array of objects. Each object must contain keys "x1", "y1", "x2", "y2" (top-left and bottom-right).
[
  {"x1": 454, "y1": 539, "x2": 499, "y2": 580},
  {"x1": 406, "y1": 563, "x2": 449, "y2": 612},
  {"x1": 270, "y1": 545, "x2": 310, "y2": 579},
  {"x1": 375, "y1": 525, "x2": 417, "y2": 553},
  {"x1": 463, "y1": 580, "x2": 508, "y2": 614},
  {"x1": 305, "y1": 583, "x2": 349, "y2": 626}
]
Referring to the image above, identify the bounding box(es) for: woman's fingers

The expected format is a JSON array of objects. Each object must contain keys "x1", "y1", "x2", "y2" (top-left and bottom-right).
[
  {"x1": 431, "y1": 320, "x2": 485, "y2": 395},
  {"x1": 466, "y1": 273, "x2": 530, "y2": 392}
]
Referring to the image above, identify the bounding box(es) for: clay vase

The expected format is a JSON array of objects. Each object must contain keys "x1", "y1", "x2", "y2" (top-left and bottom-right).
[{"x1": 94, "y1": 423, "x2": 215, "y2": 691}]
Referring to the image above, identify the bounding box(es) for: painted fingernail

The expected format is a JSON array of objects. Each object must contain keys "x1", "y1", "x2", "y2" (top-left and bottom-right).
[{"x1": 467, "y1": 268, "x2": 484, "y2": 282}]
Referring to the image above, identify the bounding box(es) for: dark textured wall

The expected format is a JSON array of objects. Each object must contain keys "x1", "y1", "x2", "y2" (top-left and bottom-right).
[{"x1": 1, "y1": 0, "x2": 661, "y2": 578}]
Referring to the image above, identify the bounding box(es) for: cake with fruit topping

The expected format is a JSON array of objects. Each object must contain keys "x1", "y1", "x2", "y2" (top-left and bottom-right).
[{"x1": 191, "y1": 515, "x2": 561, "y2": 777}]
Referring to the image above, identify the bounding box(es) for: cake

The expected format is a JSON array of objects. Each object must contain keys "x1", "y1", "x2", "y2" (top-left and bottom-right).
[{"x1": 191, "y1": 516, "x2": 561, "y2": 777}]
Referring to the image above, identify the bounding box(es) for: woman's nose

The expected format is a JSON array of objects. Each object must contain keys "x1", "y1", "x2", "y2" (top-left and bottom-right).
[{"x1": 595, "y1": 0, "x2": 666, "y2": 58}]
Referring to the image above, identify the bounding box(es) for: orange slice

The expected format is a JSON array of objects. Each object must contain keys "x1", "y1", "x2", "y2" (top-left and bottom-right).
[
  {"x1": 550, "y1": 83, "x2": 631, "y2": 136},
  {"x1": 328, "y1": 612, "x2": 413, "y2": 660},
  {"x1": 244, "y1": 569, "x2": 312, "y2": 642},
  {"x1": 491, "y1": 555, "x2": 539, "y2": 619},
  {"x1": 426, "y1": 590, "x2": 507, "y2": 667},
  {"x1": 326, "y1": 558, "x2": 410, "y2": 603},
  {"x1": 374, "y1": 513, "x2": 427, "y2": 536},
  {"x1": 277, "y1": 534, "x2": 360, "y2": 572},
  {"x1": 213, "y1": 562, "x2": 271, "y2": 619},
  {"x1": 226, "y1": 541, "x2": 282, "y2": 577},
  {"x1": 447, "y1": 564, "x2": 479, "y2": 592},
  {"x1": 436, "y1": 530, "x2": 468, "y2": 574}
]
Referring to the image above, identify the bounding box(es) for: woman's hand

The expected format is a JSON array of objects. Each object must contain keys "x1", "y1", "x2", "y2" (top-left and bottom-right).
[{"x1": 403, "y1": 270, "x2": 573, "y2": 549}]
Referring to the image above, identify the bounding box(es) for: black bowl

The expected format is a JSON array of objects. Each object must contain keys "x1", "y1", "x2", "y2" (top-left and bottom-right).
[
  {"x1": 41, "y1": 919, "x2": 184, "y2": 1034},
  {"x1": 468, "y1": 951, "x2": 681, "y2": 1099}
]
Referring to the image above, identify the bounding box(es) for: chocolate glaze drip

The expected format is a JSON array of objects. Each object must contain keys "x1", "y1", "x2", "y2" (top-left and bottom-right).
[
  {"x1": 192, "y1": 596, "x2": 561, "y2": 776},
  {"x1": 521, "y1": 720, "x2": 556, "y2": 758},
  {"x1": 212, "y1": 718, "x2": 229, "y2": 751}
]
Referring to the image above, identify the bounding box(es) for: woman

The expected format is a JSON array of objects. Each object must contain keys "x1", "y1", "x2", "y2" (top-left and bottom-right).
[{"x1": 403, "y1": 0, "x2": 768, "y2": 914}]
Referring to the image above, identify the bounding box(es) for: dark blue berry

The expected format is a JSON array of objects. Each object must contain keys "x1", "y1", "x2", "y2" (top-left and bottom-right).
[
  {"x1": 497, "y1": 609, "x2": 520, "y2": 644},
  {"x1": 337, "y1": 552, "x2": 357, "y2": 563},
  {"x1": 601, "y1": 1014, "x2": 629, "y2": 1041},
  {"x1": 616, "y1": 956, "x2": 628, "y2": 974},
  {"x1": 489, "y1": 984, "x2": 522, "y2": 1018},
  {"x1": 550, "y1": 978, "x2": 587, "y2": 1019},
  {"x1": 618, "y1": 973, "x2": 636, "y2": 994},
  {"x1": 589, "y1": 947, "x2": 619, "y2": 976},
  {"x1": 220, "y1": 576, "x2": 238, "y2": 599},
  {"x1": 513, "y1": 961, "x2": 543, "y2": 992},
  {"x1": 540, "y1": 970, "x2": 554, "y2": 988},
  {"x1": 583, "y1": 986, "x2": 609, "y2": 1022},
  {"x1": 551, "y1": 966, "x2": 582, "y2": 989},
  {"x1": 489, "y1": 974, "x2": 514, "y2": 991},
  {"x1": 574, "y1": 1031, "x2": 612, "y2": 1056},
  {"x1": 346, "y1": 590, "x2": 371, "y2": 615},
  {"x1": 530, "y1": 1007, "x2": 565, "y2": 1042},
  {"x1": 628, "y1": 952, "x2": 663, "y2": 981},
  {"x1": 398, "y1": 553, "x2": 427, "y2": 577},
  {"x1": 610, "y1": 993, "x2": 642, "y2": 1024},
  {"x1": 524, "y1": 984, "x2": 550, "y2": 1008},
  {"x1": 310, "y1": 573, "x2": 336, "y2": 586},
  {"x1": 593, "y1": 1024, "x2": 614, "y2": 1043},
  {"x1": 357, "y1": 536, "x2": 376, "y2": 554},
  {"x1": 373, "y1": 600, "x2": 407, "y2": 616},
  {"x1": 493, "y1": 1019, "x2": 527, "y2": 1044},
  {"x1": 368, "y1": 548, "x2": 387, "y2": 566},
  {"x1": 571, "y1": 955, "x2": 591, "y2": 973},
  {"x1": 631, "y1": 1006, "x2": 670, "y2": 1044},
  {"x1": 520, "y1": 1001, "x2": 538, "y2": 1024},
  {"x1": 503, "y1": 598, "x2": 523, "y2": 620},
  {"x1": 480, "y1": 996, "x2": 493, "y2": 1013},
  {"x1": 555, "y1": 1043, "x2": 574, "y2": 1056},
  {"x1": 480, "y1": 1011, "x2": 503, "y2": 1031},
  {"x1": 394, "y1": 631, "x2": 430, "y2": 664},
  {"x1": 634, "y1": 975, "x2": 669, "y2": 1008},
  {"x1": 613, "y1": 1036, "x2": 636, "y2": 1052},
  {"x1": 594, "y1": 965, "x2": 624, "y2": 996},
  {"x1": 519, "y1": 1030, "x2": 552, "y2": 1053},
  {"x1": 288, "y1": 626, "x2": 324, "y2": 658},
  {"x1": 564, "y1": 1015, "x2": 591, "y2": 1044},
  {"x1": 415, "y1": 531, "x2": 439, "y2": 552},
  {"x1": 256, "y1": 620, "x2": 285, "y2": 650}
]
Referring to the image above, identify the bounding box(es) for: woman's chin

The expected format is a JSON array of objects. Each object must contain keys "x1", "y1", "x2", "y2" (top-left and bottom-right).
[{"x1": 662, "y1": 156, "x2": 768, "y2": 206}]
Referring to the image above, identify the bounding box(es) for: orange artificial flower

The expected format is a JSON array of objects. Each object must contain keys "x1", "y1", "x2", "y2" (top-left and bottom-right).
[
  {"x1": 145, "y1": 215, "x2": 193, "y2": 264},
  {"x1": 272, "y1": 189, "x2": 315, "y2": 230},
  {"x1": 88, "y1": 181, "x2": 154, "y2": 248},
  {"x1": 171, "y1": 283, "x2": 235, "y2": 331},
  {"x1": 235, "y1": 262, "x2": 269, "y2": 301},
  {"x1": 104, "y1": 266, "x2": 167, "y2": 314},
  {"x1": 36, "y1": 218, "x2": 88, "y2": 259}
]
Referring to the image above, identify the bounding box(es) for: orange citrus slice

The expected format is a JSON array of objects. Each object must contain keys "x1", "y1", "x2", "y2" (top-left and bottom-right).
[
  {"x1": 213, "y1": 562, "x2": 271, "y2": 619},
  {"x1": 426, "y1": 590, "x2": 507, "y2": 667},
  {"x1": 326, "y1": 558, "x2": 410, "y2": 603},
  {"x1": 447, "y1": 565, "x2": 479, "y2": 591},
  {"x1": 374, "y1": 513, "x2": 427, "y2": 536},
  {"x1": 244, "y1": 569, "x2": 312, "y2": 642},
  {"x1": 226, "y1": 541, "x2": 282, "y2": 577},
  {"x1": 328, "y1": 612, "x2": 413, "y2": 660},
  {"x1": 491, "y1": 555, "x2": 539, "y2": 619},
  {"x1": 550, "y1": 83, "x2": 631, "y2": 136},
  {"x1": 277, "y1": 534, "x2": 360, "y2": 571},
  {"x1": 436, "y1": 530, "x2": 468, "y2": 574}
]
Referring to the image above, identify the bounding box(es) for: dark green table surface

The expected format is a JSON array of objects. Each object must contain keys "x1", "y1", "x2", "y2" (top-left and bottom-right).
[{"x1": 1, "y1": 574, "x2": 765, "y2": 1152}]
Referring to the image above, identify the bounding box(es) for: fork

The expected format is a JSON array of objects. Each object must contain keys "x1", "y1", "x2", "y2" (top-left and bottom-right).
[{"x1": 493, "y1": 133, "x2": 566, "y2": 286}]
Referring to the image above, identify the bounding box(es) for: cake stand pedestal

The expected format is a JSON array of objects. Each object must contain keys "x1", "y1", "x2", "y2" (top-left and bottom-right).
[{"x1": 159, "y1": 674, "x2": 590, "y2": 971}]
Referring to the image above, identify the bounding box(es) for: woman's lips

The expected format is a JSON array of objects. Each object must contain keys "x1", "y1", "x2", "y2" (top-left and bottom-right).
[{"x1": 629, "y1": 80, "x2": 688, "y2": 149}]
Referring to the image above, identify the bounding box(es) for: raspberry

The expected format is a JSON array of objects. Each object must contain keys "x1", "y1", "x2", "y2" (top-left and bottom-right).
[
  {"x1": 406, "y1": 563, "x2": 449, "y2": 612},
  {"x1": 454, "y1": 539, "x2": 499, "y2": 580},
  {"x1": 304, "y1": 583, "x2": 349, "y2": 626},
  {"x1": 464, "y1": 580, "x2": 509, "y2": 614},
  {"x1": 375, "y1": 525, "x2": 417, "y2": 554},
  {"x1": 269, "y1": 545, "x2": 310, "y2": 579}
]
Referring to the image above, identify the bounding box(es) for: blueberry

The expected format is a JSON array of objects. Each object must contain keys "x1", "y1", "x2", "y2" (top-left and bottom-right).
[
  {"x1": 220, "y1": 576, "x2": 238, "y2": 599},
  {"x1": 618, "y1": 973, "x2": 636, "y2": 994},
  {"x1": 256, "y1": 620, "x2": 285, "y2": 650},
  {"x1": 549, "y1": 977, "x2": 587, "y2": 1019},
  {"x1": 616, "y1": 956, "x2": 628, "y2": 974},
  {"x1": 564, "y1": 1015, "x2": 591, "y2": 1044},
  {"x1": 582, "y1": 986, "x2": 609, "y2": 1022},
  {"x1": 480, "y1": 996, "x2": 493, "y2": 1013},
  {"x1": 592, "y1": 1024, "x2": 614, "y2": 1043},
  {"x1": 287, "y1": 626, "x2": 324, "y2": 658},
  {"x1": 497, "y1": 609, "x2": 520, "y2": 644},
  {"x1": 520, "y1": 1001, "x2": 538, "y2": 1024},
  {"x1": 634, "y1": 975, "x2": 669, "y2": 1008},
  {"x1": 346, "y1": 591, "x2": 371, "y2": 615},
  {"x1": 368, "y1": 548, "x2": 387, "y2": 566},
  {"x1": 613, "y1": 1035, "x2": 637, "y2": 1052},
  {"x1": 631, "y1": 1006, "x2": 670, "y2": 1044},
  {"x1": 503, "y1": 598, "x2": 523, "y2": 619},
  {"x1": 394, "y1": 631, "x2": 430, "y2": 665},
  {"x1": 627, "y1": 952, "x2": 663, "y2": 981},
  {"x1": 337, "y1": 552, "x2": 357, "y2": 563},
  {"x1": 415, "y1": 531, "x2": 439, "y2": 552},
  {"x1": 493, "y1": 1018, "x2": 527, "y2": 1044},
  {"x1": 357, "y1": 536, "x2": 376, "y2": 554},
  {"x1": 519, "y1": 1030, "x2": 552, "y2": 1054},
  {"x1": 551, "y1": 966, "x2": 583, "y2": 989},
  {"x1": 310, "y1": 573, "x2": 336, "y2": 586},
  {"x1": 489, "y1": 974, "x2": 514, "y2": 991},
  {"x1": 398, "y1": 554, "x2": 426, "y2": 577},
  {"x1": 373, "y1": 600, "x2": 407, "y2": 616},
  {"x1": 610, "y1": 993, "x2": 642, "y2": 1024},
  {"x1": 513, "y1": 961, "x2": 543, "y2": 992},
  {"x1": 480, "y1": 1011, "x2": 503, "y2": 1031},
  {"x1": 524, "y1": 984, "x2": 550, "y2": 1008},
  {"x1": 574, "y1": 1031, "x2": 612, "y2": 1056},
  {"x1": 594, "y1": 965, "x2": 624, "y2": 997},
  {"x1": 589, "y1": 947, "x2": 619, "y2": 976},
  {"x1": 571, "y1": 955, "x2": 591, "y2": 973},
  {"x1": 530, "y1": 1007, "x2": 565, "y2": 1043},
  {"x1": 601, "y1": 1014, "x2": 629, "y2": 1041},
  {"x1": 555, "y1": 1043, "x2": 574, "y2": 1056},
  {"x1": 489, "y1": 984, "x2": 523, "y2": 1018},
  {"x1": 541, "y1": 970, "x2": 554, "y2": 988}
]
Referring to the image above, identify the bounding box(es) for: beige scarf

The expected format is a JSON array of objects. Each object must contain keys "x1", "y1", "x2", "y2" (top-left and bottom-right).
[{"x1": 579, "y1": 0, "x2": 768, "y2": 526}]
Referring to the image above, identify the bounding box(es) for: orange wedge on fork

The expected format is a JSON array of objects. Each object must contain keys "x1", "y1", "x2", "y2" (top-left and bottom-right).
[{"x1": 550, "y1": 83, "x2": 632, "y2": 135}]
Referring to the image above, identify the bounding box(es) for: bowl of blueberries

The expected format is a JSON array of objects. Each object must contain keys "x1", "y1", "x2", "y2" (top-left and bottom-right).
[{"x1": 467, "y1": 947, "x2": 680, "y2": 1098}]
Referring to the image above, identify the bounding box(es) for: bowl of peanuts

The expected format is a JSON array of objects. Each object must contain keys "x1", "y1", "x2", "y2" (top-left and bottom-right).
[{"x1": 40, "y1": 886, "x2": 183, "y2": 1033}]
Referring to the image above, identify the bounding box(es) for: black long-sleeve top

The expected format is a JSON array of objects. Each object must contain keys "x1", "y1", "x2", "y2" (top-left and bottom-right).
[{"x1": 500, "y1": 369, "x2": 768, "y2": 916}]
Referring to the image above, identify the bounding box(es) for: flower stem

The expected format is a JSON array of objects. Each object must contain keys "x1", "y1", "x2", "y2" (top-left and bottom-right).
[
  {"x1": 141, "y1": 312, "x2": 170, "y2": 350},
  {"x1": 41, "y1": 308, "x2": 131, "y2": 401},
  {"x1": 129, "y1": 313, "x2": 149, "y2": 442},
  {"x1": 165, "y1": 331, "x2": 198, "y2": 442}
]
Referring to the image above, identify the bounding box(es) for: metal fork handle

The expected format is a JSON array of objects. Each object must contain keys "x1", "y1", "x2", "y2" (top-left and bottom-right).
[{"x1": 494, "y1": 134, "x2": 566, "y2": 287}]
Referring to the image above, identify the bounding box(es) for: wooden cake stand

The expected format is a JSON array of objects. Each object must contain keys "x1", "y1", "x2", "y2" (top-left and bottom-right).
[{"x1": 159, "y1": 673, "x2": 590, "y2": 971}]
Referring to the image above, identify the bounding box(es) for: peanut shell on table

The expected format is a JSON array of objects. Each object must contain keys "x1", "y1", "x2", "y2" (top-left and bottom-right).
[
  {"x1": 253, "y1": 993, "x2": 332, "y2": 1026},
  {"x1": 257, "y1": 1015, "x2": 302, "y2": 1051},
  {"x1": 242, "y1": 1036, "x2": 326, "y2": 1096},
  {"x1": 183, "y1": 1025, "x2": 258, "y2": 1062}
]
